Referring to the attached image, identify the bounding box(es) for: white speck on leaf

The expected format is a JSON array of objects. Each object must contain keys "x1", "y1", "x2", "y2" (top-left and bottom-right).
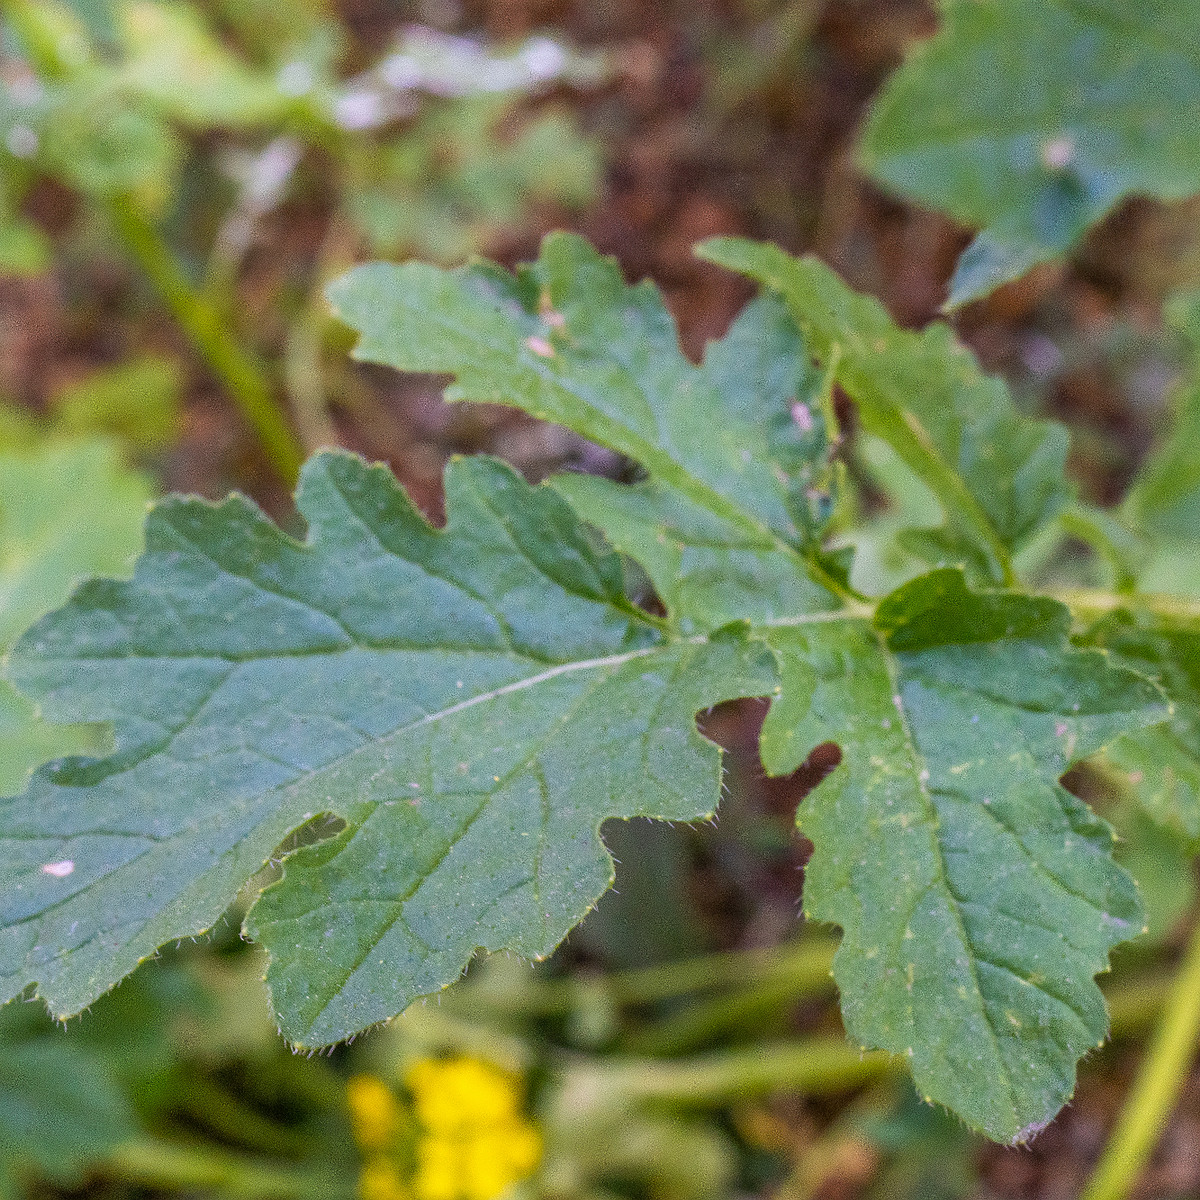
[
  {"x1": 5, "y1": 125, "x2": 38, "y2": 158},
  {"x1": 1040, "y1": 136, "x2": 1075, "y2": 171},
  {"x1": 42, "y1": 860, "x2": 75, "y2": 877},
  {"x1": 791, "y1": 402, "x2": 814, "y2": 432}
]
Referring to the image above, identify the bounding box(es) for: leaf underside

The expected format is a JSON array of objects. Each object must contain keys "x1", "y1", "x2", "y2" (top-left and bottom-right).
[{"x1": 0, "y1": 234, "x2": 1168, "y2": 1143}]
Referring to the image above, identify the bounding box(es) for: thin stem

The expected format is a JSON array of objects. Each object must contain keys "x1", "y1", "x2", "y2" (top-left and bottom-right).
[
  {"x1": 1058, "y1": 503, "x2": 1141, "y2": 594},
  {"x1": 571, "y1": 965, "x2": 1175, "y2": 1110},
  {"x1": 105, "y1": 1139, "x2": 353, "y2": 1198},
  {"x1": 489, "y1": 935, "x2": 838, "y2": 1014},
  {"x1": 171, "y1": 1074, "x2": 313, "y2": 1157},
  {"x1": 1052, "y1": 587, "x2": 1200, "y2": 625},
  {"x1": 105, "y1": 197, "x2": 305, "y2": 483},
  {"x1": 284, "y1": 212, "x2": 357, "y2": 455},
  {"x1": 619, "y1": 942, "x2": 838, "y2": 1055},
  {"x1": 1081, "y1": 918, "x2": 1200, "y2": 1200},
  {"x1": 578, "y1": 1036, "x2": 894, "y2": 1105},
  {"x1": 0, "y1": 0, "x2": 304, "y2": 484}
]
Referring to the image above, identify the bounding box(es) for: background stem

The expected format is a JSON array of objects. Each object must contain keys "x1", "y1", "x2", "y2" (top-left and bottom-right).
[
  {"x1": 0, "y1": 0, "x2": 305, "y2": 484},
  {"x1": 104, "y1": 197, "x2": 305, "y2": 483},
  {"x1": 105, "y1": 1139, "x2": 353, "y2": 1198},
  {"x1": 1082, "y1": 916, "x2": 1200, "y2": 1200}
]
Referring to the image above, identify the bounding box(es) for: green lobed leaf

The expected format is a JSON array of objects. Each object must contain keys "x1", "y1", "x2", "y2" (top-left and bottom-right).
[
  {"x1": 697, "y1": 238, "x2": 1071, "y2": 585},
  {"x1": 857, "y1": 0, "x2": 1200, "y2": 307},
  {"x1": 0, "y1": 235, "x2": 1171, "y2": 1144},
  {"x1": 0, "y1": 440, "x2": 151, "y2": 796},
  {"x1": 327, "y1": 232, "x2": 841, "y2": 628},
  {"x1": 0, "y1": 450, "x2": 776, "y2": 1045},
  {"x1": 760, "y1": 570, "x2": 1165, "y2": 1142}
]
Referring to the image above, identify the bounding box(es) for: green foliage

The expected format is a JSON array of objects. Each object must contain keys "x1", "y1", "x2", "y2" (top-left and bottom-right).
[
  {"x1": 50, "y1": 355, "x2": 183, "y2": 451},
  {"x1": 0, "y1": 1011, "x2": 137, "y2": 1199},
  {"x1": 697, "y1": 238, "x2": 1071, "y2": 584},
  {"x1": 0, "y1": 236, "x2": 1175, "y2": 1146},
  {"x1": 1083, "y1": 611, "x2": 1200, "y2": 847},
  {"x1": 1122, "y1": 291, "x2": 1200, "y2": 594},
  {"x1": 0, "y1": 439, "x2": 150, "y2": 796},
  {"x1": 0, "y1": 448, "x2": 776, "y2": 1048},
  {"x1": 345, "y1": 97, "x2": 603, "y2": 265},
  {"x1": 1, "y1": 0, "x2": 605, "y2": 268},
  {"x1": 762, "y1": 572, "x2": 1160, "y2": 1142},
  {"x1": 327, "y1": 233, "x2": 839, "y2": 627},
  {"x1": 859, "y1": 0, "x2": 1200, "y2": 306}
]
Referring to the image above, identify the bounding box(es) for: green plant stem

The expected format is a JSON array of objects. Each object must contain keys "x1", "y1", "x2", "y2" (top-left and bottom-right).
[
  {"x1": 458, "y1": 935, "x2": 840, "y2": 1017},
  {"x1": 0, "y1": 0, "x2": 304, "y2": 483},
  {"x1": 104, "y1": 1139, "x2": 353, "y2": 1198},
  {"x1": 582, "y1": 965, "x2": 1174, "y2": 1111},
  {"x1": 1081, "y1": 919, "x2": 1200, "y2": 1200},
  {"x1": 172, "y1": 1074, "x2": 312, "y2": 1157},
  {"x1": 104, "y1": 196, "x2": 304, "y2": 482},
  {"x1": 580, "y1": 1036, "x2": 894, "y2": 1105},
  {"x1": 619, "y1": 946, "x2": 838, "y2": 1055},
  {"x1": 1054, "y1": 587, "x2": 1200, "y2": 625},
  {"x1": 602, "y1": 934, "x2": 838, "y2": 1005}
]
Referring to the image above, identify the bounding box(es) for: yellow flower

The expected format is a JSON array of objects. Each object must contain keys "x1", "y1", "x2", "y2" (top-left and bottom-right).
[
  {"x1": 407, "y1": 1057, "x2": 521, "y2": 1133},
  {"x1": 359, "y1": 1156, "x2": 412, "y2": 1200},
  {"x1": 501, "y1": 1123, "x2": 543, "y2": 1176},
  {"x1": 461, "y1": 1128, "x2": 536, "y2": 1200},
  {"x1": 404, "y1": 1056, "x2": 543, "y2": 1200},
  {"x1": 347, "y1": 1074, "x2": 404, "y2": 1150},
  {"x1": 413, "y1": 1136, "x2": 462, "y2": 1200}
]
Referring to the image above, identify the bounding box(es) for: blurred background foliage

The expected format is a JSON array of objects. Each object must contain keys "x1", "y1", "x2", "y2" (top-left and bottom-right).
[{"x1": 4, "y1": 1, "x2": 1200, "y2": 1198}]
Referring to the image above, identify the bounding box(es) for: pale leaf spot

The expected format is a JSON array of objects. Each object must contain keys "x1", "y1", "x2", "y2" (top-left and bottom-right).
[
  {"x1": 42, "y1": 860, "x2": 75, "y2": 878},
  {"x1": 791, "y1": 401, "x2": 814, "y2": 432},
  {"x1": 1040, "y1": 136, "x2": 1075, "y2": 170}
]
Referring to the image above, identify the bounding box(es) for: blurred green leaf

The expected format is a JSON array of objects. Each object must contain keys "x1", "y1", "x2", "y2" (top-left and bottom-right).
[
  {"x1": 0, "y1": 439, "x2": 150, "y2": 795},
  {"x1": 0, "y1": 194, "x2": 50, "y2": 277},
  {"x1": 1123, "y1": 290, "x2": 1200, "y2": 594},
  {"x1": 346, "y1": 101, "x2": 601, "y2": 264},
  {"x1": 859, "y1": 0, "x2": 1200, "y2": 307},
  {"x1": 0, "y1": 1005, "x2": 137, "y2": 1199},
  {"x1": 1080, "y1": 609, "x2": 1200, "y2": 844},
  {"x1": 1110, "y1": 800, "x2": 1197, "y2": 942},
  {"x1": 51, "y1": 355, "x2": 183, "y2": 451},
  {"x1": 113, "y1": 0, "x2": 298, "y2": 129}
]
